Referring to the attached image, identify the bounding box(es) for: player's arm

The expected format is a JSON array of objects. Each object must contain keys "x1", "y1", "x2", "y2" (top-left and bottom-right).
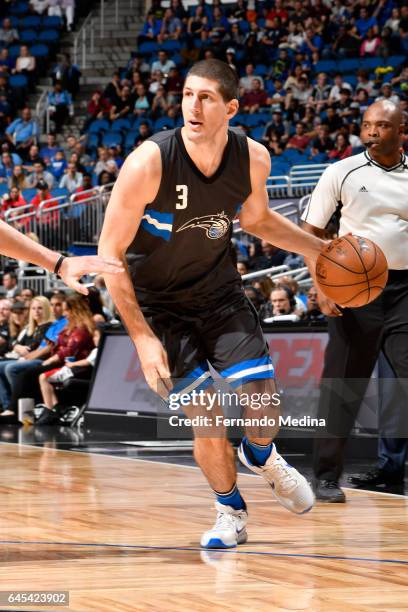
[
  {"x1": 301, "y1": 163, "x2": 344, "y2": 316},
  {"x1": 239, "y1": 139, "x2": 325, "y2": 262},
  {"x1": 98, "y1": 142, "x2": 171, "y2": 393},
  {"x1": 0, "y1": 219, "x2": 123, "y2": 295}
]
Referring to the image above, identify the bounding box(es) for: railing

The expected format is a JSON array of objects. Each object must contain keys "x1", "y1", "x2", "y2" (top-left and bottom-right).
[
  {"x1": 288, "y1": 164, "x2": 328, "y2": 197},
  {"x1": 35, "y1": 89, "x2": 50, "y2": 135},
  {"x1": 73, "y1": 0, "x2": 141, "y2": 68},
  {"x1": 242, "y1": 264, "x2": 312, "y2": 286}
]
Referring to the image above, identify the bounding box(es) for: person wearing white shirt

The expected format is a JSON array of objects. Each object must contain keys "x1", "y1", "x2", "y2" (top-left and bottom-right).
[
  {"x1": 59, "y1": 161, "x2": 83, "y2": 193},
  {"x1": 302, "y1": 100, "x2": 408, "y2": 502}
]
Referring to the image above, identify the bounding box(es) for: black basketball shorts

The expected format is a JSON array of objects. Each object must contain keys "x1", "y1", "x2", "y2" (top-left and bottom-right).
[{"x1": 142, "y1": 293, "x2": 274, "y2": 397}]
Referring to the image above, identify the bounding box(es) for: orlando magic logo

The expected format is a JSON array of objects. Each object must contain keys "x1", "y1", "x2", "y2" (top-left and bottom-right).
[{"x1": 176, "y1": 212, "x2": 230, "y2": 240}]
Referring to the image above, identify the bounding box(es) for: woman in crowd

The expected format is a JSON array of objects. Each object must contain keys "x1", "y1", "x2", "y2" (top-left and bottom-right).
[
  {"x1": 329, "y1": 132, "x2": 352, "y2": 160},
  {"x1": 0, "y1": 296, "x2": 53, "y2": 422}
]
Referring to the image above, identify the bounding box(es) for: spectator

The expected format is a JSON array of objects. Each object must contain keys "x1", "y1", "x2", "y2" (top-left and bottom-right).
[
  {"x1": 40, "y1": 133, "x2": 61, "y2": 165},
  {"x1": 241, "y1": 78, "x2": 268, "y2": 113},
  {"x1": 30, "y1": 180, "x2": 59, "y2": 226},
  {"x1": 274, "y1": 275, "x2": 306, "y2": 316},
  {"x1": 384, "y1": 7, "x2": 401, "y2": 34},
  {"x1": 292, "y1": 76, "x2": 313, "y2": 106},
  {"x1": 158, "y1": 8, "x2": 182, "y2": 44},
  {"x1": 261, "y1": 286, "x2": 298, "y2": 321},
  {"x1": 134, "y1": 121, "x2": 153, "y2": 147},
  {"x1": 328, "y1": 133, "x2": 352, "y2": 161},
  {"x1": 250, "y1": 240, "x2": 287, "y2": 271},
  {"x1": 48, "y1": 149, "x2": 68, "y2": 181},
  {"x1": 0, "y1": 298, "x2": 11, "y2": 357},
  {"x1": 286, "y1": 122, "x2": 310, "y2": 152},
  {"x1": 0, "y1": 18, "x2": 19, "y2": 46},
  {"x1": 376, "y1": 83, "x2": 400, "y2": 106},
  {"x1": 8, "y1": 166, "x2": 29, "y2": 191},
  {"x1": 109, "y1": 85, "x2": 133, "y2": 121},
  {"x1": 22, "y1": 144, "x2": 42, "y2": 173},
  {"x1": 104, "y1": 71, "x2": 122, "y2": 106},
  {"x1": 166, "y1": 67, "x2": 183, "y2": 105},
  {"x1": 133, "y1": 84, "x2": 152, "y2": 116},
  {"x1": 0, "y1": 48, "x2": 14, "y2": 75},
  {"x1": 2, "y1": 271, "x2": 18, "y2": 298},
  {"x1": 0, "y1": 296, "x2": 53, "y2": 420},
  {"x1": 58, "y1": 161, "x2": 82, "y2": 193},
  {"x1": 1, "y1": 187, "x2": 27, "y2": 217},
  {"x1": 360, "y1": 27, "x2": 381, "y2": 56},
  {"x1": 51, "y1": 53, "x2": 81, "y2": 98},
  {"x1": 14, "y1": 45, "x2": 36, "y2": 82},
  {"x1": 209, "y1": 6, "x2": 230, "y2": 39},
  {"x1": 0, "y1": 151, "x2": 14, "y2": 184},
  {"x1": 139, "y1": 12, "x2": 162, "y2": 43},
  {"x1": 30, "y1": 0, "x2": 49, "y2": 14},
  {"x1": 237, "y1": 261, "x2": 249, "y2": 276},
  {"x1": 239, "y1": 63, "x2": 264, "y2": 93},
  {"x1": 302, "y1": 285, "x2": 326, "y2": 322},
  {"x1": 311, "y1": 124, "x2": 334, "y2": 154},
  {"x1": 263, "y1": 110, "x2": 287, "y2": 141},
  {"x1": 6, "y1": 108, "x2": 39, "y2": 160},
  {"x1": 151, "y1": 50, "x2": 176, "y2": 76},
  {"x1": 322, "y1": 106, "x2": 343, "y2": 135},
  {"x1": 332, "y1": 24, "x2": 361, "y2": 58},
  {"x1": 34, "y1": 294, "x2": 95, "y2": 425},
  {"x1": 72, "y1": 173, "x2": 96, "y2": 201},
  {"x1": 98, "y1": 169, "x2": 115, "y2": 186},
  {"x1": 58, "y1": 0, "x2": 75, "y2": 32},
  {"x1": 16, "y1": 287, "x2": 36, "y2": 307},
  {"x1": 47, "y1": 81, "x2": 73, "y2": 133},
  {"x1": 328, "y1": 73, "x2": 352, "y2": 103},
  {"x1": 26, "y1": 161, "x2": 54, "y2": 190},
  {"x1": 151, "y1": 85, "x2": 170, "y2": 118},
  {"x1": 85, "y1": 91, "x2": 111, "y2": 128},
  {"x1": 355, "y1": 7, "x2": 378, "y2": 38},
  {"x1": 93, "y1": 147, "x2": 110, "y2": 178}
]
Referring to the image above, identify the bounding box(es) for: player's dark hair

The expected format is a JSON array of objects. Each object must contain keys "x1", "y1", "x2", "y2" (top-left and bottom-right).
[{"x1": 186, "y1": 59, "x2": 239, "y2": 102}]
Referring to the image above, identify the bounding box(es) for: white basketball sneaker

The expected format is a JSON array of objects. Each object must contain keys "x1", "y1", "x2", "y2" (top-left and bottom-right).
[
  {"x1": 238, "y1": 441, "x2": 314, "y2": 514},
  {"x1": 200, "y1": 502, "x2": 248, "y2": 549}
]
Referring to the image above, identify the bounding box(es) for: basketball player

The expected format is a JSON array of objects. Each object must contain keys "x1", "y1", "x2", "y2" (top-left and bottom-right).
[
  {"x1": 0, "y1": 219, "x2": 123, "y2": 292},
  {"x1": 302, "y1": 100, "x2": 408, "y2": 501},
  {"x1": 99, "y1": 60, "x2": 326, "y2": 548}
]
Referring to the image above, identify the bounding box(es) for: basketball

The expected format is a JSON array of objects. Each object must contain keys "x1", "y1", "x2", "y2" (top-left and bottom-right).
[{"x1": 315, "y1": 234, "x2": 388, "y2": 307}]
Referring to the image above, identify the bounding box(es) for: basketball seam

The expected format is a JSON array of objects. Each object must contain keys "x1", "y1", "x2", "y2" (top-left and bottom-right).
[
  {"x1": 318, "y1": 252, "x2": 365, "y2": 275},
  {"x1": 338, "y1": 286, "x2": 372, "y2": 306},
  {"x1": 317, "y1": 267, "x2": 388, "y2": 288},
  {"x1": 341, "y1": 235, "x2": 370, "y2": 302}
]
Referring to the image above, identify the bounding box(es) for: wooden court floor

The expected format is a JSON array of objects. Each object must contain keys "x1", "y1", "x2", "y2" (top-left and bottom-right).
[{"x1": 0, "y1": 443, "x2": 407, "y2": 612}]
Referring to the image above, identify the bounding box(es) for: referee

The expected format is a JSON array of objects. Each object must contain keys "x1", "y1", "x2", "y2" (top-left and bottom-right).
[{"x1": 302, "y1": 100, "x2": 408, "y2": 502}]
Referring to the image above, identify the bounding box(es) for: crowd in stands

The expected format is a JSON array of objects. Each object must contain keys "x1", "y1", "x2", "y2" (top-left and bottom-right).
[
  {"x1": 0, "y1": 274, "x2": 114, "y2": 426},
  {"x1": 81, "y1": 0, "x2": 407, "y2": 175}
]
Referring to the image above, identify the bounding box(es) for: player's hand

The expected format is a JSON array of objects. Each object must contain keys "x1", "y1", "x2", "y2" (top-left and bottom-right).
[
  {"x1": 59, "y1": 256, "x2": 124, "y2": 295},
  {"x1": 135, "y1": 334, "x2": 172, "y2": 398},
  {"x1": 318, "y1": 292, "x2": 342, "y2": 317}
]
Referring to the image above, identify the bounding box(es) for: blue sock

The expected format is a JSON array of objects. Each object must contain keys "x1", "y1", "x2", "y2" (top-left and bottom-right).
[
  {"x1": 243, "y1": 437, "x2": 273, "y2": 466},
  {"x1": 215, "y1": 483, "x2": 246, "y2": 511}
]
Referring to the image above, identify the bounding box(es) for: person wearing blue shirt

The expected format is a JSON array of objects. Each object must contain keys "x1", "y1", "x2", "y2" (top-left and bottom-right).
[
  {"x1": 40, "y1": 133, "x2": 62, "y2": 164},
  {"x1": 46, "y1": 81, "x2": 73, "y2": 133},
  {"x1": 5, "y1": 107, "x2": 39, "y2": 160},
  {"x1": 355, "y1": 7, "x2": 378, "y2": 38}
]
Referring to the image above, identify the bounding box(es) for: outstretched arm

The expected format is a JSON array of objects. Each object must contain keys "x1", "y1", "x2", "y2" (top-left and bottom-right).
[
  {"x1": 0, "y1": 219, "x2": 123, "y2": 295},
  {"x1": 239, "y1": 139, "x2": 325, "y2": 262},
  {"x1": 98, "y1": 141, "x2": 171, "y2": 394}
]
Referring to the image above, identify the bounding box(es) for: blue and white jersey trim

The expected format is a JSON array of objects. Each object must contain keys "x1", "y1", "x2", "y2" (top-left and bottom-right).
[
  {"x1": 141, "y1": 209, "x2": 174, "y2": 241},
  {"x1": 171, "y1": 363, "x2": 213, "y2": 398},
  {"x1": 220, "y1": 356, "x2": 275, "y2": 389}
]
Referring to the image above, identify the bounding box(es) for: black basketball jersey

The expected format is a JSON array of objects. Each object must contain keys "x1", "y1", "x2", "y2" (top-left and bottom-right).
[{"x1": 127, "y1": 127, "x2": 252, "y2": 307}]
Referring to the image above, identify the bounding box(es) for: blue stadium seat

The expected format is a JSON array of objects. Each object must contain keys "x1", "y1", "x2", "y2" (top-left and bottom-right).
[
  {"x1": 9, "y1": 74, "x2": 28, "y2": 89},
  {"x1": 359, "y1": 57, "x2": 382, "y2": 70},
  {"x1": 10, "y1": 2, "x2": 29, "y2": 15},
  {"x1": 20, "y1": 15, "x2": 41, "y2": 28},
  {"x1": 86, "y1": 133, "x2": 100, "y2": 150},
  {"x1": 22, "y1": 188, "x2": 37, "y2": 201},
  {"x1": 41, "y1": 16, "x2": 63, "y2": 29},
  {"x1": 9, "y1": 16, "x2": 19, "y2": 27},
  {"x1": 229, "y1": 112, "x2": 247, "y2": 127},
  {"x1": 19, "y1": 29, "x2": 37, "y2": 44},
  {"x1": 88, "y1": 119, "x2": 110, "y2": 134},
  {"x1": 51, "y1": 187, "x2": 69, "y2": 198},
  {"x1": 254, "y1": 64, "x2": 268, "y2": 76},
  {"x1": 239, "y1": 21, "x2": 249, "y2": 33},
  {"x1": 38, "y1": 29, "x2": 59, "y2": 44},
  {"x1": 132, "y1": 117, "x2": 153, "y2": 129},
  {"x1": 388, "y1": 55, "x2": 405, "y2": 68},
  {"x1": 250, "y1": 126, "x2": 265, "y2": 142},
  {"x1": 30, "y1": 44, "x2": 49, "y2": 58},
  {"x1": 338, "y1": 58, "x2": 360, "y2": 73},
  {"x1": 102, "y1": 131, "x2": 124, "y2": 147},
  {"x1": 139, "y1": 41, "x2": 160, "y2": 55},
  {"x1": 172, "y1": 52, "x2": 182, "y2": 66},
  {"x1": 314, "y1": 60, "x2": 336, "y2": 73},
  {"x1": 161, "y1": 40, "x2": 181, "y2": 52},
  {"x1": 154, "y1": 117, "x2": 175, "y2": 131},
  {"x1": 0, "y1": 185, "x2": 9, "y2": 197},
  {"x1": 8, "y1": 45, "x2": 21, "y2": 59},
  {"x1": 257, "y1": 112, "x2": 271, "y2": 124},
  {"x1": 245, "y1": 114, "x2": 264, "y2": 128},
  {"x1": 111, "y1": 118, "x2": 132, "y2": 132},
  {"x1": 124, "y1": 131, "x2": 139, "y2": 151},
  {"x1": 175, "y1": 116, "x2": 184, "y2": 127}
]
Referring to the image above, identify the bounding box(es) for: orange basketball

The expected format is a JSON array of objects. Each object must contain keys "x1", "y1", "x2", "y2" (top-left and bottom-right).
[{"x1": 315, "y1": 234, "x2": 388, "y2": 308}]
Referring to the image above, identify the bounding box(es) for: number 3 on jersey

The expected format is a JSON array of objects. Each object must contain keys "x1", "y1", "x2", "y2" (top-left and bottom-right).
[{"x1": 176, "y1": 184, "x2": 188, "y2": 209}]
